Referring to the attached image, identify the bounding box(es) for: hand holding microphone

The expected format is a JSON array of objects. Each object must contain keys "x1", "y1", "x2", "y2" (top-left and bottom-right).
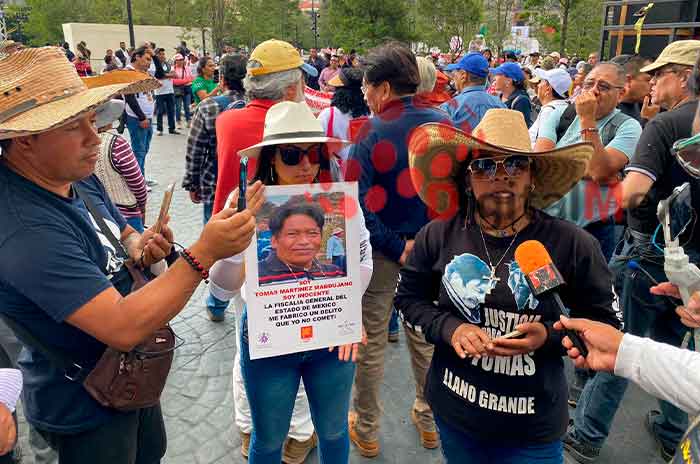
[{"x1": 513, "y1": 240, "x2": 589, "y2": 357}]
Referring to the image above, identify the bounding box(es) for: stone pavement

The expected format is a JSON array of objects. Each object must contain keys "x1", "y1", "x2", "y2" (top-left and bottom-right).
[{"x1": 15, "y1": 130, "x2": 666, "y2": 463}]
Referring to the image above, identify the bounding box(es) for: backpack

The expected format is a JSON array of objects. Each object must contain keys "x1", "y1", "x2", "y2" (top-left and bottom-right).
[
  {"x1": 212, "y1": 95, "x2": 246, "y2": 113},
  {"x1": 555, "y1": 104, "x2": 632, "y2": 146}
]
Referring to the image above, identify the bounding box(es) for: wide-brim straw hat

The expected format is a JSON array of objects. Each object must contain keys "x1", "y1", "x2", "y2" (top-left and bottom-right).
[
  {"x1": 407, "y1": 109, "x2": 593, "y2": 216},
  {"x1": 239, "y1": 101, "x2": 349, "y2": 158},
  {"x1": 0, "y1": 47, "x2": 160, "y2": 140}
]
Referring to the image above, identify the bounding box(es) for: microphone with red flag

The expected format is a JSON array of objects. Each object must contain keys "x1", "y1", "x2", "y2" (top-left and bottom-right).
[{"x1": 514, "y1": 240, "x2": 589, "y2": 357}]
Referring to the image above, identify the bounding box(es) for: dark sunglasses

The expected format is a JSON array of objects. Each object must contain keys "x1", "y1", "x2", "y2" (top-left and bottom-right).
[
  {"x1": 468, "y1": 155, "x2": 531, "y2": 179},
  {"x1": 278, "y1": 144, "x2": 325, "y2": 166}
]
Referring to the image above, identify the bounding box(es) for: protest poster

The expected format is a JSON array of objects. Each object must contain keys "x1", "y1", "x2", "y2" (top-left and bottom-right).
[{"x1": 244, "y1": 181, "x2": 362, "y2": 360}]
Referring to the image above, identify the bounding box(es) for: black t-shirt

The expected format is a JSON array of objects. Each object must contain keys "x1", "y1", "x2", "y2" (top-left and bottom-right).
[
  {"x1": 395, "y1": 210, "x2": 618, "y2": 446},
  {"x1": 626, "y1": 100, "x2": 698, "y2": 238},
  {"x1": 618, "y1": 101, "x2": 642, "y2": 125}
]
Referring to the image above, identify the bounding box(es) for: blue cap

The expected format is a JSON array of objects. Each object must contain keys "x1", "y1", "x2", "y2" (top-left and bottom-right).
[
  {"x1": 491, "y1": 62, "x2": 525, "y2": 82},
  {"x1": 445, "y1": 52, "x2": 489, "y2": 78}
]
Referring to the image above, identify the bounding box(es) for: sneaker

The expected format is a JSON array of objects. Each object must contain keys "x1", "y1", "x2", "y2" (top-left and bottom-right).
[
  {"x1": 282, "y1": 433, "x2": 317, "y2": 464},
  {"x1": 411, "y1": 409, "x2": 439, "y2": 449},
  {"x1": 240, "y1": 431, "x2": 250, "y2": 459},
  {"x1": 388, "y1": 331, "x2": 399, "y2": 343},
  {"x1": 157, "y1": 131, "x2": 163, "y2": 136},
  {"x1": 169, "y1": 130, "x2": 181, "y2": 135},
  {"x1": 645, "y1": 410, "x2": 676, "y2": 461},
  {"x1": 563, "y1": 428, "x2": 600, "y2": 463},
  {"x1": 348, "y1": 411, "x2": 380, "y2": 457}
]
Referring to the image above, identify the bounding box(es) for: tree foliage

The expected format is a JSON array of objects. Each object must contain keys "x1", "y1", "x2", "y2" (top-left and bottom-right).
[
  {"x1": 320, "y1": 0, "x2": 414, "y2": 50},
  {"x1": 414, "y1": 0, "x2": 482, "y2": 52},
  {"x1": 523, "y1": 0, "x2": 603, "y2": 55}
]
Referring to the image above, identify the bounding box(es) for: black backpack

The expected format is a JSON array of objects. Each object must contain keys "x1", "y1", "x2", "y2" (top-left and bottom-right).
[{"x1": 555, "y1": 104, "x2": 632, "y2": 146}]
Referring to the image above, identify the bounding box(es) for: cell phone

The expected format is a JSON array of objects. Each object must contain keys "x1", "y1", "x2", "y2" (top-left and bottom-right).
[
  {"x1": 237, "y1": 157, "x2": 248, "y2": 212},
  {"x1": 153, "y1": 183, "x2": 175, "y2": 234},
  {"x1": 497, "y1": 330, "x2": 524, "y2": 340}
]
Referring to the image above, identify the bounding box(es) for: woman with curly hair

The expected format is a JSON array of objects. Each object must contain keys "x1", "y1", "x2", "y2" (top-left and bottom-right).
[{"x1": 318, "y1": 67, "x2": 370, "y2": 161}]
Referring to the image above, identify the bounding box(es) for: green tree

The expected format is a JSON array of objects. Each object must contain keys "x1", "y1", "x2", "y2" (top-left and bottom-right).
[
  {"x1": 482, "y1": 0, "x2": 517, "y2": 54},
  {"x1": 415, "y1": 0, "x2": 482, "y2": 52},
  {"x1": 320, "y1": 0, "x2": 414, "y2": 50},
  {"x1": 524, "y1": 0, "x2": 602, "y2": 54}
]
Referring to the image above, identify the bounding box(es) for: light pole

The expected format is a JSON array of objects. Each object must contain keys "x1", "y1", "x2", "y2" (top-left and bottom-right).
[
  {"x1": 126, "y1": 0, "x2": 135, "y2": 48},
  {"x1": 311, "y1": 0, "x2": 318, "y2": 50}
]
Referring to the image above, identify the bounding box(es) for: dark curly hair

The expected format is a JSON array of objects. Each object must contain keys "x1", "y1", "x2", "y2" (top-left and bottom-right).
[{"x1": 331, "y1": 87, "x2": 369, "y2": 118}]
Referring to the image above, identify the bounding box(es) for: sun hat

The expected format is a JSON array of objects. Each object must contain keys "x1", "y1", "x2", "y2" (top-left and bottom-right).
[
  {"x1": 247, "y1": 39, "x2": 318, "y2": 77},
  {"x1": 238, "y1": 101, "x2": 349, "y2": 158},
  {"x1": 491, "y1": 62, "x2": 525, "y2": 82},
  {"x1": 640, "y1": 40, "x2": 700, "y2": 73},
  {"x1": 95, "y1": 99, "x2": 126, "y2": 129},
  {"x1": 327, "y1": 67, "x2": 363, "y2": 88},
  {"x1": 549, "y1": 51, "x2": 561, "y2": 61},
  {"x1": 0, "y1": 47, "x2": 159, "y2": 140},
  {"x1": 407, "y1": 109, "x2": 593, "y2": 216},
  {"x1": 530, "y1": 68, "x2": 572, "y2": 97},
  {"x1": 445, "y1": 52, "x2": 489, "y2": 77}
]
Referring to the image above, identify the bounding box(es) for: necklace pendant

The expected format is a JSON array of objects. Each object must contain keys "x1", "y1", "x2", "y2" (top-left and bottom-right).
[{"x1": 489, "y1": 267, "x2": 500, "y2": 284}]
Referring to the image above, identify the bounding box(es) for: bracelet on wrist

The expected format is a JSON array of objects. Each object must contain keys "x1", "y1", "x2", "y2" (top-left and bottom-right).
[
  {"x1": 171, "y1": 241, "x2": 209, "y2": 282},
  {"x1": 580, "y1": 127, "x2": 599, "y2": 135}
]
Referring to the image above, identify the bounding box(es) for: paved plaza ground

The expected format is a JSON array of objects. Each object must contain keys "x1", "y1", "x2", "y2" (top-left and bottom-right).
[{"x1": 17, "y1": 130, "x2": 668, "y2": 463}]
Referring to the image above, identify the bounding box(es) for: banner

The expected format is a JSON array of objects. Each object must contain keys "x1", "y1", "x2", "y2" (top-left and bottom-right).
[
  {"x1": 304, "y1": 86, "x2": 332, "y2": 116},
  {"x1": 245, "y1": 182, "x2": 363, "y2": 360}
]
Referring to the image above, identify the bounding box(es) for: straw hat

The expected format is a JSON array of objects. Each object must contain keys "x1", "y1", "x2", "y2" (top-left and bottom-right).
[
  {"x1": 407, "y1": 109, "x2": 593, "y2": 215},
  {"x1": 0, "y1": 47, "x2": 159, "y2": 140},
  {"x1": 239, "y1": 101, "x2": 349, "y2": 158}
]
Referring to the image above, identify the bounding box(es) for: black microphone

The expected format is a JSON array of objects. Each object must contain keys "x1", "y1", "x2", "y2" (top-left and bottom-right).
[{"x1": 514, "y1": 240, "x2": 589, "y2": 357}]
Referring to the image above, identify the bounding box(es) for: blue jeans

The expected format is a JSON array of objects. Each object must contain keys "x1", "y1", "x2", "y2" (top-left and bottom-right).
[
  {"x1": 435, "y1": 415, "x2": 563, "y2": 463},
  {"x1": 388, "y1": 308, "x2": 400, "y2": 334},
  {"x1": 584, "y1": 220, "x2": 616, "y2": 262},
  {"x1": 126, "y1": 116, "x2": 153, "y2": 176},
  {"x1": 126, "y1": 216, "x2": 144, "y2": 233},
  {"x1": 155, "y1": 93, "x2": 176, "y2": 133},
  {"x1": 203, "y1": 202, "x2": 213, "y2": 224},
  {"x1": 573, "y1": 236, "x2": 699, "y2": 450},
  {"x1": 240, "y1": 313, "x2": 355, "y2": 464},
  {"x1": 175, "y1": 87, "x2": 192, "y2": 122}
]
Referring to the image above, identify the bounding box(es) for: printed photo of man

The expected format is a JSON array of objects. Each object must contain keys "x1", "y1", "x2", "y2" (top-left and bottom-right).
[{"x1": 258, "y1": 202, "x2": 345, "y2": 286}]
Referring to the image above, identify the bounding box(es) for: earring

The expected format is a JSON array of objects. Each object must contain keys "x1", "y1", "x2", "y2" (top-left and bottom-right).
[
  {"x1": 269, "y1": 165, "x2": 275, "y2": 183},
  {"x1": 530, "y1": 184, "x2": 536, "y2": 192}
]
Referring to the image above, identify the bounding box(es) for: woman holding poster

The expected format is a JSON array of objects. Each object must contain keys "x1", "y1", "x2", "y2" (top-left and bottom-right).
[
  {"x1": 395, "y1": 109, "x2": 620, "y2": 463},
  {"x1": 209, "y1": 101, "x2": 373, "y2": 464}
]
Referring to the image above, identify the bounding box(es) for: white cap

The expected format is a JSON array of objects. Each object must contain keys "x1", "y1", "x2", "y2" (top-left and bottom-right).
[{"x1": 532, "y1": 68, "x2": 572, "y2": 97}]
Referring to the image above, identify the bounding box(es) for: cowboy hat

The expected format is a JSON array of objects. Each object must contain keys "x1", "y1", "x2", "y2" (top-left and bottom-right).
[
  {"x1": 0, "y1": 47, "x2": 159, "y2": 140},
  {"x1": 328, "y1": 67, "x2": 363, "y2": 88},
  {"x1": 407, "y1": 109, "x2": 593, "y2": 215},
  {"x1": 239, "y1": 101, "x2": 349, "y2": 158}
]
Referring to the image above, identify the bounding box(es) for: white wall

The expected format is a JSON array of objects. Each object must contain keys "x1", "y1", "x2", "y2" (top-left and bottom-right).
[{"x1": 62, "y1": 23, "x2": 211, "y2": 72}]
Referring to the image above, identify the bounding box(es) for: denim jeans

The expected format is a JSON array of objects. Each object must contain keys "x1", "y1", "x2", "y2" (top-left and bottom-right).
[
  {"x1": 155, "y1": 94, "x2": 176, "y2": 133},
  {"x1": 175, "y1": 87, "x2": 192, "y2": 123},
  {"x1": 240, "y1": 312, "x2": 355, "y2": 464},
  {"x1": 203, "y1": 202, "x2": 213, "y2": 224},
  {"x1": 126, "y1": 116, "x2": 153, "y2": 176},
  {"x1": 573, "y1": 236, "x2": 699, "y2": 450},
  {"x1": 435, "y1": 415, "x2": 563, "y2": 463},
  {"x1": 584, "y1": 220, "x2": 616, "y2": 262},
  {"x1": 388, "y1": 308, "x2": 399, "y2": 334}
]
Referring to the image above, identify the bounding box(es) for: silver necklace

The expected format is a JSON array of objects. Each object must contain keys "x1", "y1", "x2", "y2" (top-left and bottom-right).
[{"x1": 478, "y1": 225, "x2": 519, "y2": 286}]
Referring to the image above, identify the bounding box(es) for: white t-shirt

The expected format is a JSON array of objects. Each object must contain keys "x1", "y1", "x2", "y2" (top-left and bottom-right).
[
  {"x1": 125, "y1": 65, "x2": 156, "y2": 119},
  {"x1": 155, "y1": 61, "x2": 174, "y2": 95},
  {"x1": 529, "y1": 99, "x2": 569, "y2": 147},
  {"x1": 318, "y1": 106, "x2": 352, "y2": 161}
]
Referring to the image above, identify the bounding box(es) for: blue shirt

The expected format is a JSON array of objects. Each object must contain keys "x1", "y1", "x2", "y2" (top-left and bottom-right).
[
  {"x1": 440, "y1": 86, "x2": 505, "y2": 133},
  {"x1": 0, "y1": 164, "x2": 127, "y2": 433},
  {"x1": 326, "y1": 235, "x2": 345, "y2": 259},
  {"x1": 348, "y1": 96, "x2": 452, "y2": 262},
  {"x1": 541, "y1": 109, "x2": 643, "y2": 226}
]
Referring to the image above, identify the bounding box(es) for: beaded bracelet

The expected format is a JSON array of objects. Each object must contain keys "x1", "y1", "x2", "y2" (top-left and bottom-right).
[{"x1": 171, "y1": 241, "x2": 209, "y2": 283}]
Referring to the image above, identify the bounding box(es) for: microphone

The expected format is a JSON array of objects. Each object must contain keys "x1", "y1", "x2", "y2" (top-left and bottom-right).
[
  {"x1": 627, "y1": 260, "x2": 660, "y2": 286},
  {"x1": 514, "y1": 240, "x2": 589, "y2": 357}
]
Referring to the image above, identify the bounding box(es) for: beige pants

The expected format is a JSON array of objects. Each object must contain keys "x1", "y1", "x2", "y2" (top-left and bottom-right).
[{"x1": 352, "y1": 251, "x2": 435, "y2": 441}]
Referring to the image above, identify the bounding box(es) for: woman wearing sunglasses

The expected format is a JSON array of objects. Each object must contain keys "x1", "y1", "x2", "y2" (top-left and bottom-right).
[
  {"x1": 395, "y1": 109, "x2": 621, "y2": 463},
  {"x1": 209, "y1": 101, "x2": 372, "y2": 464}
]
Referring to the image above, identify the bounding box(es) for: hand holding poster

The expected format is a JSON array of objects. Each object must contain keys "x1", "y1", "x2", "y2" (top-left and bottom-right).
[{"x1": 245, "y1": 181, "x2": 362, "y2": 360}]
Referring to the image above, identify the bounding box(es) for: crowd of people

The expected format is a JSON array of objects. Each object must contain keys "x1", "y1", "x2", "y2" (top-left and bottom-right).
[{"x1": 0, "y1": 31, "x2": 699, "y2": 464}]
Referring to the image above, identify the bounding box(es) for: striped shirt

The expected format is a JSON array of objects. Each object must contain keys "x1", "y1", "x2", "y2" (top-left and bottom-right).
[
  {"x1": 0, "y1": 369, "x2": 22, "y2": 412},
  {"x1": 111, "y1": 135, "x2": 147, "y2": 219}
]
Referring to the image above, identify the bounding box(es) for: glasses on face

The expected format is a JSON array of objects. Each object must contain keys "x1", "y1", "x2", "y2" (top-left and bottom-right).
[
  {"x1": 651, "y1": 68, "x2": 678, "y2": 80},
  {"x1": 468, "y1": 155, "x2": 531, "y2": 179},
  {"x1": 278, "y1": 144, "x2": 324, "y2": 166},
  {"x1": 582, "y1": 79, "x2": 624, "y2": 92},
  {"x1": 672, "y1": 134, "x2": 700, "y2": 178}
]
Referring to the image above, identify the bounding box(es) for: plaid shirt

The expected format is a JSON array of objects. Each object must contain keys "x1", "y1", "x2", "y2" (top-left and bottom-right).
[{"x1": 182, "y1": 90, "x2": 244, "y2": 204}]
